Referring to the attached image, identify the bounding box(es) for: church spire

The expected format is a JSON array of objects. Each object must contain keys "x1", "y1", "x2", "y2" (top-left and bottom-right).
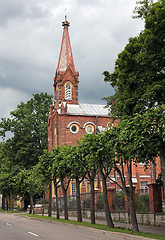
[
  {"x1": 54, "y1": 17, "x2": 79, "y2": 105},
  {"x1": 56, "y1": 16, "x2": 76, "y2": 73}
]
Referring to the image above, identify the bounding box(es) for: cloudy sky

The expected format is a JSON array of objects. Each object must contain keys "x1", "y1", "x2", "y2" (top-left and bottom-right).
[{"x1": 0, "y1": 0, "x2": 144, "y2": 119}]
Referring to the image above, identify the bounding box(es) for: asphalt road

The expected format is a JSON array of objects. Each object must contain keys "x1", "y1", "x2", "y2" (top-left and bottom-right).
[{"x1": 0, "y1": 212, "x2": 156, "y2": 240}]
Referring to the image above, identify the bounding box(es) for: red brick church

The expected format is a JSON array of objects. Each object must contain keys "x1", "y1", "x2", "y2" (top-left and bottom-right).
[{"x1": 48, "y1": 17, "x2": 161, "y2": 197}]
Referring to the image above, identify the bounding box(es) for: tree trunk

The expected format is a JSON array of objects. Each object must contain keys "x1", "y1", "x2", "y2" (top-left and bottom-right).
[
  {"x1": 48, "y1": 180, "x2": 52, "y2": 217},
  {"x1": 127, "y1": 160, "x2": 139, "y2": 232},
  {"x1": 76, "y1": 177, "x2": 82, "y2": 222},
  {"x1": 160, "y1": 146, "x2": 165, "y2": 199},
  {"x1": 9, "y1": 191, "x2": 13, "y2": 211},
  {"x1": 99, "y1": 167, "x2": 114, "y2": 228},
  {"x1": 54, "y1": 183, "x2": 60, "y2": 219},
  {"x1": 6, "y1": 193, "x2": 9, "y2": 211},
  {"x1": 61, "y1": 180, "x2": 68, "y2": 220},
  {"x1": 63, "y1": 190, "x2": 68, "y2": 220},
  {"x1": 90, "y1": 178, "x2": 95, "y2": 224},
  {"x1": 2, "y1": 193, "x2": 5, "y2": 210},
  {"x1": 29, "y1": 194, "x2": 33, "y2": 214},
  {"x1": 42, "y1": 191, "x2": 45, "y2": 216},
  {"x1": 128, "y1": 193, "x2": 139, "y2": 232}
]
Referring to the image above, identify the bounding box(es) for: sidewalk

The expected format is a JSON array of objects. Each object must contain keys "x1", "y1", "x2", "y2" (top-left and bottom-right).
[{"x1": 60, "y1": 215, "x2": 165, "y2": 236}]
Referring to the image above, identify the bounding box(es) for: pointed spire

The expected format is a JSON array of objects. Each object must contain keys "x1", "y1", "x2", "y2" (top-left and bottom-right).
[{"x1": 57, "y1": 16, "x2": 76, "y2": 73}]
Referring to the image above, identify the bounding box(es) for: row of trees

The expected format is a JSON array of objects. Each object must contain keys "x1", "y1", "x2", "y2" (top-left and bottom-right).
[
  {"x1": 102, "y1": 0, "x2": 165, "y2": 232},
  {"x1": 0, "y1": 104, "x2": 164, "y2": 232},
  {"x1": 0, "y1": 92, "x2": 53, "y2": 210}
]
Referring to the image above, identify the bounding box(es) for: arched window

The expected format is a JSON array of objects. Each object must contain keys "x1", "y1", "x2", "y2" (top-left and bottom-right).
[{"x1": 65, "y1": 82, "x2": 72, "y2": 100}]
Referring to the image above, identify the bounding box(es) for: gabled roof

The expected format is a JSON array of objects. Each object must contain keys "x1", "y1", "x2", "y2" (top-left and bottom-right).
[{"x1": 57, "y1": 103, "x2": 110, "y2": 117}]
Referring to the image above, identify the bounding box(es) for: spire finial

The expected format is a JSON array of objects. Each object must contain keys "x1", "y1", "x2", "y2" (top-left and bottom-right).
[
  {"x1": 62, "y1": 9, "x2": 70, "y2": 27},
  {"x1": 65, "y1": 8, "x2": 67, "y2": 21}
]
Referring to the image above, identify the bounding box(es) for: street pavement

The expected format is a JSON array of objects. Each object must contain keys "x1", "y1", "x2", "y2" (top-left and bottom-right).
[{"x1": 0, "y1": 212, "x2": 161, "y2": 240}]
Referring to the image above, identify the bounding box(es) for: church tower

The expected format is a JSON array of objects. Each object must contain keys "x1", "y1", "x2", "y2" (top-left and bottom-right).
[
  {"x1": 54, "y1": 16, "x2": 79, "y2": 105},
  {"x1": 48, "y1": 17, "x2": 111, "y2": 151}
]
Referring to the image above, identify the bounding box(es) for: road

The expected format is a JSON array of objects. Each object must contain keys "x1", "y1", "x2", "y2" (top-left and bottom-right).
[{"x1": 0, "y1": 212, "x2": 155, "y2": 240}]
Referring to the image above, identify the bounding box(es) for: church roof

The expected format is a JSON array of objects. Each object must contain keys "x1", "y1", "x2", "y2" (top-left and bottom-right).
[
  {"x1": 56, "y1": 17, "x2": 76, "y2": 73},
  {"x1": 66, "y1": 103, "x2": 109, "y2": 116}
]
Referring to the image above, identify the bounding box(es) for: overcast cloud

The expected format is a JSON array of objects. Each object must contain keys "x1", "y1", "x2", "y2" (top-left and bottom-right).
[{"x1": 0, "y1": 0, "x2": 144, "y2": 119}]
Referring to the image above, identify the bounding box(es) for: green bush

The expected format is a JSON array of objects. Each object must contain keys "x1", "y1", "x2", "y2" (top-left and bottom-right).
[
  {"x1": 135, "y1": 194, "x2": 149, "y2": 212},
  {"x1": 96, "y1": 194, "x2": 104, "y2": 210},
  {"x1": 115, "y1": 191, "x2": 125, "y2": 211}
]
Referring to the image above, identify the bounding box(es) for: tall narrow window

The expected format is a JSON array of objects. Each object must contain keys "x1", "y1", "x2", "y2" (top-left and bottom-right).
[
  {"x1": 65, "y1": 82, "x2": 72, "y2": 100},
  {"x1": 56, "y1": 85, "x2": 59, "y2": 100},
  {"x1": 72, "y1": 183, "x2": 76, "y2": 196}
]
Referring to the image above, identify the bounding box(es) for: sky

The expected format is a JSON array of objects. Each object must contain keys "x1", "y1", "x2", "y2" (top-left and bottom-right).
[{"x1": 0, "y1": 0, "x2": 145, "y2": 119}]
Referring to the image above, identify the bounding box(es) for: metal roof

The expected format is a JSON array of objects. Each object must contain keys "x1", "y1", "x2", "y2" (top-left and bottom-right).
[{"x1": 66, "y1": 103, "x2": 109, "y2": 116}]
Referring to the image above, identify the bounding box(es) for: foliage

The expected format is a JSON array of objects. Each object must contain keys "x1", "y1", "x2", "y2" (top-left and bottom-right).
[
  {"x1": 18, "y1": 167, "x2": 44, "y2": 199},
  {"x1": 96, "y1": 194, "x2": 104, "y2": 210},
  {"x1": 78, "y1": 134, "x2": 98, "y2": 179},
  {"x1": 133, "y1": 0, "x2": 154, "y2": 19},
  {"x1": 115, "y1": 191, "x2": 125, "y2": 211},
  {"x1": 103, "y1": 0, "x2": 165, "y2": 117},
  {"x1": 135, "y1": 194, "x2": 149, "y2": 212},
  {"x1": 0, "y1": 93, "x2": 53, "y2": 168},
  {"x1": 65, "y1": 145, "x2": 86, "y2": 181}
]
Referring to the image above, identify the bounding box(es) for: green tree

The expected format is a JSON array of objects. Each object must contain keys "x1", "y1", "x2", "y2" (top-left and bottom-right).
[
  {"x1": 107, "y1": 106, "x2": 164, "y2": 231},
  {"x1": 66, "y1": 145, "x2": 87, "y2": 222},
  {"x1": 106, "y1": 125, "x2": 139, "y2": 232},
  {"x1": 123, "y1": 107, "x2": 165, "y2": 198},
  {"x1": 53, "y1": 145, "x2": 72, "y2": 220},
  {"x1": 38, "y1": 149, "x2": 60, "y2": 218},
  {"x1": 103, "y1": 0, "x2": 165, "y2": 117},
  {"x1": 78, "y1": 134, "x2": 98, "y2": 225},
  {"x1": 0, "y1": 93, "x2": 53, "y2": 168},
  {"x1": 0, "y1": 142, "x2": 22, "y2": 210},
  {"x1": 18, "y1": 167, "x2": 44, "y2": 214},
  {"x1": 132, "y1": 0, "x2": 154, "y2": 19},
  {"x1": 95, "y1": 132, "x2": 114, "y2": 228},
  {"x1": 103, "y1": 0, "x2": 165, "y2": 198}
]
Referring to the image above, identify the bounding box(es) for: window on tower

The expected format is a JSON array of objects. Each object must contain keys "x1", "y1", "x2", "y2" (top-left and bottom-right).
[{"x1": 65, "y1": 82, "x2": 72, "y2": 100}]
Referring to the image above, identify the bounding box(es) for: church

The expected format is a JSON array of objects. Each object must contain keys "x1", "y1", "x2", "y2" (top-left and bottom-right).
[
  {"x1": 48, "y1": 17, "x2": 116, "y2": 149},
  {"x1": 48, "y1": 17, "x2": 161, "y2": 198}
]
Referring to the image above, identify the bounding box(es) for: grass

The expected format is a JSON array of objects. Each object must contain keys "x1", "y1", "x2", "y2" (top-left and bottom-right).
[
  {"x1": 21, "y1": 213, "x2": 165, "y2": 240},
  {"x1": 0, "y1": 208, "x2": 18, "y2": 213}
]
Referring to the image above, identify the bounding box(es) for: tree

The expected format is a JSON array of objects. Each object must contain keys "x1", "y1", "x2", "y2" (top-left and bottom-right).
[
  {"x1": 0, "y1": 142, "x2": 22, "y2": 210},
  {"x1": 18, "y1": 167, "x2": 44, "y2": 214},
  {"x1": 0, "y1": 93, "x2": 53, "y2": 168},
  {"x1": 106, "y1": 125, "x2": 139, "y2": 232},
  {"x1": 103, "y1": 0, "x2": 165, "y2": 197},
  {"x1": 103, "y1": 0, "x2": 165, "y2": 117},
  {"x1": 106, "y1": 106, "x2": 164, "y2": 232},
  {"x1": 124, "y1": 106, "x2": 165, "y2": 198},
  {"x1": 54, "y1": 145, "x2": 72, "y2": 220},
  {"x1": 78, "y1": 134, "x2": 99, "y2": 224},
  {"x1": 95, "y1": 132, "x2": 114, "y2": 228},
  {"x1": 66, "y1": 145, "x2": 87, "y2": 222},
  {"x1": 38, "y1": 149, "x2": 61, "y2": 218},
  {"x1": 132, "y1": 0, "x2": 154, "y2": 19}
]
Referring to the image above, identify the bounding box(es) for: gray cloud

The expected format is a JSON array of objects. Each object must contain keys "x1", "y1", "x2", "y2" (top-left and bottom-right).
[{"x1": 0, "y1": 0, "x2": 144, "y2": 119}]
